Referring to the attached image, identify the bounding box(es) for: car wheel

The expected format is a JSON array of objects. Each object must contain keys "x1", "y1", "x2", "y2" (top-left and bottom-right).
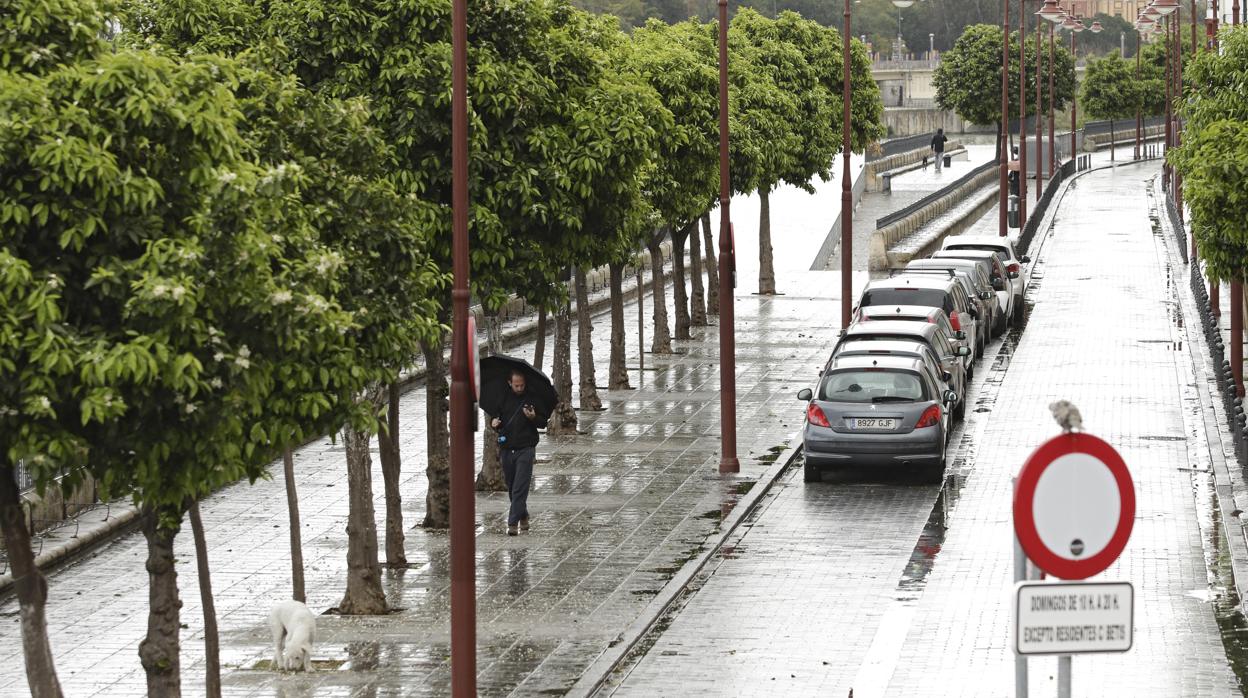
[
  {"x1": 1012, "y1": 297, "x2": 1024, "y2": 326},
  {"x1": 803, "y1": 461, "x2": 821, "y2": 483},
  {"x1": 954, "y1": 395, "x2": 967, "y2": 421},
  {"x1": 993, "y1": 311, "x2": 1007, "y2": 337},
  {"x1": 921, "y1": 439, "x2": 947, "y2": 484}
]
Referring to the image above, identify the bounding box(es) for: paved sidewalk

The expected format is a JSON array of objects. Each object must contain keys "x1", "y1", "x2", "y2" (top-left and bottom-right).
[
  {"x1": 0, "y1": 262, "x2": 846, "y2": 695},
  {"x1": 883, "y1": 160, "x2": 1241, "y2": 695}
]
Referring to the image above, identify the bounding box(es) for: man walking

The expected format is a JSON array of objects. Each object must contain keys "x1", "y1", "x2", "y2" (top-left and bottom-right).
[
  {"x1": 931, "y1": 128, "x2": 948, "y2": 172},
  {"x1": 489, "y1": 370, "x2": 548, "y2": 536}
]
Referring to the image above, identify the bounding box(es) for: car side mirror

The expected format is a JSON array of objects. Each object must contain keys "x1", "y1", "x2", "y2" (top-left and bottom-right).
[
  {"x1": 1021, "y1": 255, "x2": 1031, "y2": 263},
  {"x1": 956, "y1": 346, "x2": 971, "y2": 357},
  {"x1": 954, "y1": 330, "x2": 967, "y2": 341},
  {"x1": 980, "y1": 290, "x2": 994, "y2": 300},
  {"x1": 1008, "y1": 271, "x2": 1020, "y2": 279},
  {"x1": 944, "y1": 390, "x2": 958, "y2": 404},
  {"x1": 991, "y1": 278, "x2": 1005, "y2": 291},
  {"x1": 942, "y1": 370, "x2": 952, "y2": 382},
  {"x1": 797, "y1": 388, "x2": 813, "y2": 401}
]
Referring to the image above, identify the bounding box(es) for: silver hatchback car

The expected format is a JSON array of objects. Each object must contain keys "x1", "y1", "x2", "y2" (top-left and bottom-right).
[{"x1": 798, "y1": 355, "x2": 956, "y2": 484}]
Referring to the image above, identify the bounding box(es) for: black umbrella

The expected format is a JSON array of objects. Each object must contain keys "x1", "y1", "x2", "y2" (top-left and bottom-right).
[{"x1": 478, "y1": 354, "x2": 558, "y2": 418}]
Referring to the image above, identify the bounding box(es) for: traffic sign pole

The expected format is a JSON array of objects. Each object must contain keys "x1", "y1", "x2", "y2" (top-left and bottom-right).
[{"x1": 1014, "y1": 477, "x2": 1029, "y2": 698}]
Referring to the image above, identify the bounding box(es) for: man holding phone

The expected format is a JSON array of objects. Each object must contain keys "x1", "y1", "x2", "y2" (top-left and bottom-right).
[{"x1": 489, "y1": 370, "x2": 549, "y2": 536}]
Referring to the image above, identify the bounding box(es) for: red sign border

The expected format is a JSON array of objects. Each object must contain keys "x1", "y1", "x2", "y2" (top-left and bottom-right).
[{"x1": 1013, "y1": 432, "x2": 1135, "y2": 580}]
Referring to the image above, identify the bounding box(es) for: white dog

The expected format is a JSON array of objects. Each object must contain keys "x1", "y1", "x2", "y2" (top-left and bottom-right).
[{"x1": 269, "y1": 600, "x2": 316, "y2": 672}]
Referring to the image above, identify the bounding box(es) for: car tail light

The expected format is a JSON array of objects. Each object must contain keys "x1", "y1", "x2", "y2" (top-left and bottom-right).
[
  {"x1": 806, "y1": 403, "x2": 831, "y2": 428},
  {"x1": 948, "y1": 312, "x2": 962, "y2": 331},
  {"x1": 1007, "y1": 262, "x2": 1020, "y2": 274},
  {"x1": 915, "y1": 404, "x2": 942, "y2": 428}
]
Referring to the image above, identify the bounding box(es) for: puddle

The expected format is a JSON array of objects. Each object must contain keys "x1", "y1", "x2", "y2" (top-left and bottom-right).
[{"x1": 1191, "y1": 456, "x2": 1248, "y2": 690}]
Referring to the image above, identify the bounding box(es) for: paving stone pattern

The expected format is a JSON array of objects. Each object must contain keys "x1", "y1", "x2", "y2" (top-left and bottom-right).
[{"x1": 0, "y1": 270, "x2": 844, "y2": 696}]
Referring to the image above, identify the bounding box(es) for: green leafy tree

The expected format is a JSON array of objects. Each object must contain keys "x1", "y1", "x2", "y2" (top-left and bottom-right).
[
  {"x1": 1080, "y1": 52, "x2": 1139, "y2": 159},
  {"x1": 935, "y1": 24, "x2": 1074, "y2": 152},
  {"x1": 1171, "y1": 26, "x2": 1248, "y2": 281}
]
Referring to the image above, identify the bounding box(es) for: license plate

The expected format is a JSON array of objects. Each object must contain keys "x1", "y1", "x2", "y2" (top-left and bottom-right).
[{"x1": 848, "y1": 418, "x2": 898, "y2": 430}]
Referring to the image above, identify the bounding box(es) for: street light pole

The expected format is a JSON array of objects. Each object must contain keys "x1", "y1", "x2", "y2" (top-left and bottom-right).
[
  {"x1": 1020, "y1": 0, "x2": 1028, "y2": 229},
  {"x1": 1234, "y1": 0, "x2": 1246, "y2": 396},
  {"x1": 1135, "y1": 29, "x2": 1141, "y2": 160},
  {"x1": 1070, "y1": 24, "x2": 1077, "y2": 166},
  {"x1": 1000, "y1": 0, "x2": 1010, "y2": 237},
  {"x1": 1049, "y1": 21, "x2": 1055, "y2": 174},
  {"x1": 717, "y1": 0, "x2": 739, "y2": 475},
  {"x1": 1036, "y1": 8, "x2": 1043, "y2": 203},
  {"x1": 842, "y1": 0, "x2": 854, "y2": 331},
  {"x1": 448, "y1": 0, "x2": 475, "y2": 686}
]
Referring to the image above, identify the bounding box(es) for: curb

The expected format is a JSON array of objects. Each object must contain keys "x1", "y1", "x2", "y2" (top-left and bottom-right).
[
  {"x1": 565, "y1": 434, "x2": 804, "y2": 698},
  {"x1": 0, "y1": 505, "x2": 141, "y2": 597}
]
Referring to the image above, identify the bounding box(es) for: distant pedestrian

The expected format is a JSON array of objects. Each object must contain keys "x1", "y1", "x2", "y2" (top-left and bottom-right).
[
  {"x1": 488, "y1": 370, "x2": 549, "y2": 536},
  {"x1": 931, "y1": 128, "x2": 948, "y2": 172}
]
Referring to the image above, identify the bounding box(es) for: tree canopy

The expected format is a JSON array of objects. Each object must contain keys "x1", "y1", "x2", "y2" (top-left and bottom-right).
[
  {"x1": 1171, "y1": 26, "x2": 1248, "y2": 282},
  {"x1": 1081, "y1": 52, "x2": 1139, "y2": 124}
]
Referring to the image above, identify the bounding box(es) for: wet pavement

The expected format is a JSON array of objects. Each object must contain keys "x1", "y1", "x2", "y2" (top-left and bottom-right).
[
  {"x1": 604, "y1": 159, "x2": 1247, "y2": 696},
  {"x1": 0, "y1": 253, "x2": 851, "y2": 693}
]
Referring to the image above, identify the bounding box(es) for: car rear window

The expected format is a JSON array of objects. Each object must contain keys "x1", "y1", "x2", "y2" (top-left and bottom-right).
[
  {"x1": 948, "y1": 243, "x2": 1011, "y2": 259},
  {"x1": 860, "y1": 288, "x2": 950, "y2": 312},
  {"x1": 820, "y1": 370, "x2": 925, "y2": 403}
]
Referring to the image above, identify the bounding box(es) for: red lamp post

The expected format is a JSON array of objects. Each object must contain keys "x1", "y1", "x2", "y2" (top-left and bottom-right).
[
  {"x1": 1019, "y1": 0, "x2": 1028, "y2": 229},
  {"x1": 841, "y1": 0, "x2": 854, "y2": 331},
  {"x1": 1035, "y1": 4, "x2": 1044, "y2": 202},
  {"x1": 1000, "y1": 0, "x2": 1010, "y2": 237},
  {"x1": 1061, "y1": 14, "x2": 1083, "y2": 165},
  {"x1": 717, "y1": 0, "x2": 739, "y2": 474},
  {"x1": 448, "y1": 0, "x2": 476, "y2": 686}
]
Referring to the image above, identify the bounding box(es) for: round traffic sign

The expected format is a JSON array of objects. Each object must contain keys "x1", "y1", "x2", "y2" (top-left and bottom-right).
[{"x1": 1013, "y1": 432, "x2": 1134, "y2": 580}]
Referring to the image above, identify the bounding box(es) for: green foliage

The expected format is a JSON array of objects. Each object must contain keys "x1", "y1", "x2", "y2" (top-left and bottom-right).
[
  {"x1": 935, "y1": 23, "x2": 1075, "y2": 126},
  {"x1": 1171, "y1": 26, "x2": 1248, "y2": 282},
  {"x1": 1080, "y1": 52, "x2": 1138, "y2": 123},
  {"x1": 2, "y1": 0, "x2": 441, "y2": 512},
  {"x1": 0, "y1": 0, "x2": 115, "y2": 75}
]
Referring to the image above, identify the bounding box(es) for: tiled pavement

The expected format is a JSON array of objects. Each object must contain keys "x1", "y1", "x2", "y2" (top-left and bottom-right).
[
  {"x1": 606, "y1": 159, "x2": 1244, "y2": 696},
  {"x1": 0, "y1": 258, "x2": 850, "y2": 695}
]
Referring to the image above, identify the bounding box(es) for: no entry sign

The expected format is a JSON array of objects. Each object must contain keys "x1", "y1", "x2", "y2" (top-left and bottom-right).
[{"x1": 1013, "y1": 433, "x2": 1134, "y2": 580}]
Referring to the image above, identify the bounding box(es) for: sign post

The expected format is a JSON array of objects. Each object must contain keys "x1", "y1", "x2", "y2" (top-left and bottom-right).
[{"x1": 1012, "y1": 407, "x2": 1135, "y2": 698}]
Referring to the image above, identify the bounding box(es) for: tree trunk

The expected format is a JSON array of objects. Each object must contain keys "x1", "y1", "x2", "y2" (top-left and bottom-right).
[
  {"x1": 139, "y1": 505, "x2": 183, "y2": 697},
  {"x1": 187, "y1": 499, "x2": 220, "y2": 698},
  {"x1": 702, "y1": 212, "x2": 720, "y2": 316},
  {"x1": 758, "y1": 188, "x2": 776, "y2": 295},
  {"x1": 607, "y1": 261, "x2": 632, "y2": 390},
  {"x1": 375, "y1": 382, "x2": 406, "y2": 567},
  {"x1": 672, "y1": 225, "x2": 692, "y2": 339},
  {"x1": 339, "y1": 412, "x2": 389, "y2": 615},
  {"x1": 476, "y1": 310, "x2": 507, "y2": 492},
  {"x1": 0, "y1": 466, "x2": 63, "y2": 698},
  {"x1": 574, "y1": 266, "x2": 603, "y2": 410},
  {"x1": 533, "y1": 308, "x2": 547, "y2": 372},
  {"x1": 281, "y1": 448, "x2": 305, "y2": 601},
  {"x1": 422, "y1": 334, "x2": 451, "y2": 529},
  {"x1": 547, "y1": 292, "x2": 578, "y2": 435},
  {"x1": 647, "y1": 230, "x2": 673, "y2": 354},
  {"x1": 690, "y1": 220, "x2": 707, "y2": 326}
]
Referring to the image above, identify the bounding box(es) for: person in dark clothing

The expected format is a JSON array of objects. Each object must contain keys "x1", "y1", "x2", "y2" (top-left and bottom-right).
[
  {"x1": 489, "y1": 370, "x2": 548, "y2": 536},
  {"x1": 931, "y1": 128, "x2": 948, "y2": 172}
]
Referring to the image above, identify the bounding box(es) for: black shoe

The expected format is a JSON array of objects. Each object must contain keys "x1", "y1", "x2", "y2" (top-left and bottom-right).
[
  {"x1": 520, "y1": 517, "x2": 530, "y2": 532},
  {"x1": 507, "y1": 525, "x2": 518, "y2": 537}
]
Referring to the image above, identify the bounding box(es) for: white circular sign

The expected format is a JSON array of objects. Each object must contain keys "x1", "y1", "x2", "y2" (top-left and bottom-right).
[{"x1": 1031, "y1": 452, "x2": 1121, "y2": 561}]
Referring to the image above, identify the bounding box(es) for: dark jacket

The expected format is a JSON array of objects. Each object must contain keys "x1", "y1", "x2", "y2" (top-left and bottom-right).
[
  {"x1": 494, "y1": 389, "x2": 549, "y2": 450},
  {"x1": 930, "y1": 132, "x2": 948, "y2": 153}
]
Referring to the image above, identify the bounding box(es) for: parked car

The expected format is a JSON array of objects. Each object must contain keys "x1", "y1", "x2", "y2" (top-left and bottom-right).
[
  {"x1": 834, "y1": 320, "x2": 970, "y2": 419},
  {"x1": 930, "y1": 249, "x2": 1013, "y2": 336},
  {"x1": 902, "y1": 262, "x2": 997, "y2": 356},
  {"x1": 940, "y1": 235, "x2": 1031, "y2": 326},
  {"x1": 798, "y1": 354, "x2": 956, "y2": 483},
  {"x1": 830, "y1": 339, "x2": 956, "y2": 398},
  {"x1": 854, "y1": 276, "x2": 977, "y2": 377},
  {"x1": 857, "y1": 305, "x2": 965, "y2": 357}
]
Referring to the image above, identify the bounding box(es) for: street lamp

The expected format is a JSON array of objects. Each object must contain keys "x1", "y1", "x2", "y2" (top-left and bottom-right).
[
  {"x1": 841, "y1": 0, "x2": 855, "y2": 332},
  {"x1": 998, "y1": 0, "x2": 1010, "y2": 237},
  {"x1": 1061, "y1": 14, "x2": 1083, "y2": 166},
  {"x1": 716, "y1": 0, "x2": 738, "y2": 474},
  {"x1": 1089, "y1": 20, "x2": 1103, "y2": 32},
  {"x1": 892, "y1": 0, "x2": 915, "y2": 61},
  {"x1": 1036, "y1": 2, "x2": 1063, "y2": 177}
]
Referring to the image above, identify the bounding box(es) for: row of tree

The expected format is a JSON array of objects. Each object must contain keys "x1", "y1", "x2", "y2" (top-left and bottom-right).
[
  {"x1": 0, "y1": 0, "x2": 885, "y2": 694},
  {"x1": 1172, "y1": 26, "x2": 1248, "y2": 280},
  {"x1": 933, "y1": 23, "x2": 1175, "y2": 142}
]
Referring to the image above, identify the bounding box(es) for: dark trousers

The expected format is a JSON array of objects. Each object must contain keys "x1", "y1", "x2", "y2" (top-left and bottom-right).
[{"x1": 501, "y1": 446, "x2": 534, "y2": 526}]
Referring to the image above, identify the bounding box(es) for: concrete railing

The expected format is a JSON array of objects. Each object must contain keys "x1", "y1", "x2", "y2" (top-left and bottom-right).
[
  {"x1": 1083, "y1": 124, "x2": 1165, "y2": 152},
  {"x1": 868, "y1": 163, "x2": 1000, "y2": 270}
]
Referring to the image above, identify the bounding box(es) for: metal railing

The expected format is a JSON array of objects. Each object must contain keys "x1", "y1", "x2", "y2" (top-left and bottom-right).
[{"x1": 14, "y1": 460, "x2": 33, "y2": 493}]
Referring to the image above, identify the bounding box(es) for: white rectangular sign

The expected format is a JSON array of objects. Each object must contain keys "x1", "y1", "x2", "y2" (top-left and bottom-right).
[{"x1": 1013, "y1": 581, "x2": 1134, "y2": 655}]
